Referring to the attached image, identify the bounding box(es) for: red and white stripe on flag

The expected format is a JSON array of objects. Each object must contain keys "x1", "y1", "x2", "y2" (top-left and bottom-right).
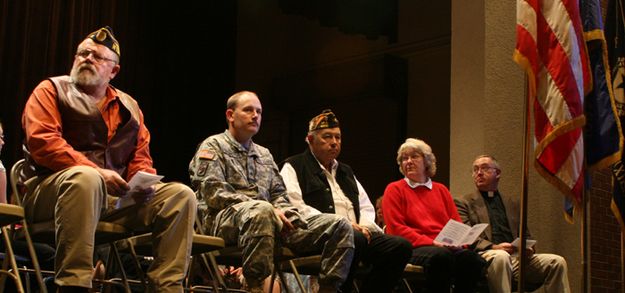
[{"x1": 513, "y1": 0, "x2": 591, "y2": 204}]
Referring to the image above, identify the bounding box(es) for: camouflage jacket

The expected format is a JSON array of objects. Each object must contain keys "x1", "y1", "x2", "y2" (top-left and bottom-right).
[{"x1": 189, "y1": 130, "x2": 299, "y2": 229}]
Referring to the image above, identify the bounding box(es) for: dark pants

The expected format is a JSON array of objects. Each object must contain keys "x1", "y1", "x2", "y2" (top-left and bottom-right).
[
  {"x1": 341, "y1": 231, "x2": 412, "y2": 293},
  {"x1": 0, "y1": 240, "x2": 55, "y2": 270},
  {"x1": 0, "y1": 240, "x2": 55, "y2": 292},
  {"x1": 410, "y1": 246, "x2": 485, "y2": 293}
]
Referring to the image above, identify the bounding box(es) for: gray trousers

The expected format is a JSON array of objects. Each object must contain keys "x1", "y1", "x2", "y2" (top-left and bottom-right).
[
  {"x1": 481, "y1": 249, "x2": 570, "y2": 293},
  {"x1": 211, "y1": 200, "x2": 354, "y2": 288},
  {"x1": 24, "y1": 166, "x2": 197, "y2": 292}
]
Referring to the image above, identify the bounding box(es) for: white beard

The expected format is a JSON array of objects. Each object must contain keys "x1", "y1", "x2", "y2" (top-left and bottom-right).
[{"x1": 70, "y1": 64, "x2": 103, "y2": 88}]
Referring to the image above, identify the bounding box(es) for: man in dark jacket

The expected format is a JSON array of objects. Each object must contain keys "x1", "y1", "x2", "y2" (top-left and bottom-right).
[
  {"x1": 280, "y1": 109, "x2": 411, "y2": 293},
  {"x1": 455, "y1": 155, "x2": 570, "y2": 293}
]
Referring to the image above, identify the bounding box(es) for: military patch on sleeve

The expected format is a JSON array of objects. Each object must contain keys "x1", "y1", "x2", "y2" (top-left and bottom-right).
[
  {"x1": 198, "y1": 149, "x2": 216, "y2": 160},
  {"x1": 197, "y1": 160, "x2": 209, "y2": 177}
]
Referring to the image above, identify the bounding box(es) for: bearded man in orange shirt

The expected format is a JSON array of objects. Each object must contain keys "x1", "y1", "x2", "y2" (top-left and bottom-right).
[{"x1": 21, "y1": 27, "x2": 196, "y2": 293}]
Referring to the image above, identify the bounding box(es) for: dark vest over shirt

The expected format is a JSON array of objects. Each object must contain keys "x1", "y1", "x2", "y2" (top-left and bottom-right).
[
  {"x1": 24, "y1": 75, "x2": 142, "y2": 178},
  {"x1": 284, "y1": 149, "x2": 361, "y2": 221}
]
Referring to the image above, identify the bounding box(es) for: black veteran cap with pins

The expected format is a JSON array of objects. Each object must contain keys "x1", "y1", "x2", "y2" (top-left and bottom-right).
[
  {"x1": 308, "y1": 109, "x2": 340, "y2": 132},
  {"x1": 87, "y1": 26, "x2": 120, "y2": 57}
]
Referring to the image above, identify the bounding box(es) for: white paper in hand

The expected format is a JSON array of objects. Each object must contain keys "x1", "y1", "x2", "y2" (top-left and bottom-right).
[
  {"x1": 434, "y1": 219, "x2": 488, "y2": 246},
  {"x1": 511, "y1": 237, "x2": 537, "y2": 256},
  {"x1": 115, "y1": 171, "x2": 163, "y2": 209},
  {"x1": 128, "y1": 171, "x2": 163, "y2": 192}
]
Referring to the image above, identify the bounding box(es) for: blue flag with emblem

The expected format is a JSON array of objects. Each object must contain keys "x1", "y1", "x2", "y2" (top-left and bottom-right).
[
  {"x1": 606, "y1": 0, "x2": 625, "y2": 230},
  {"x1": 573, "y1": 0, "x2": 624, "y2": 222}
]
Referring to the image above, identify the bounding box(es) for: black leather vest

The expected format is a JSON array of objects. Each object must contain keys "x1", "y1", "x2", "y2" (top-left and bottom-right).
[{"x1": 284, "y1": 149, "x2": 361, "y2": 221}]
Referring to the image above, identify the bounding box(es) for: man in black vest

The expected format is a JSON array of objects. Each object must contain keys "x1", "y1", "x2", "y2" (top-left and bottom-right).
[
  {"x1": 280, "y1": 109, "x2": 411, "y2": 293},
  {"x1": 21, "y1": 27, "x2": 196, "y2": 292}
]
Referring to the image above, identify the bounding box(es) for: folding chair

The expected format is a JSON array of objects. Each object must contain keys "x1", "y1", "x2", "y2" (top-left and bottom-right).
[
  {"x1": 0, "y1": 203, "x2": 47, "y2": 293},
  {"x1": 401, "y1": 263, "x2": 425, "y2": 293},
  {"x1": 188, "y1": 211, "x2": 326, "y2": 293},
  {"x1": 275, "y1": 251, "x2": 321, "y2": 293},
  {"x1": 116, "y1": 232, "x2": 225, "y2": 292},
  {"x1": 10, "y1": 159, "x2": 134, "y2": 292},
  {"x1": 203, "y1": 244, "x2": 323, "y2": 293},
  {"x1": 192, "y1": 238, "x2": 255, "y2": 293}
]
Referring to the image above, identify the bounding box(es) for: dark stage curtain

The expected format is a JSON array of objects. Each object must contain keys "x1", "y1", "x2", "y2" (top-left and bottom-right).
[
  {"x1": 0, "y1": 0, "x2": 236, "y2": 184},
  {"x1": 278, "y1": 0, "x2": 398, "y2": 42}
]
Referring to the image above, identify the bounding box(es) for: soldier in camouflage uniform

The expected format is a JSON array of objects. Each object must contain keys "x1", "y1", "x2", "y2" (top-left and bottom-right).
[{"x1": 189, "y1": 91, "x2": 354, "y2": 293}]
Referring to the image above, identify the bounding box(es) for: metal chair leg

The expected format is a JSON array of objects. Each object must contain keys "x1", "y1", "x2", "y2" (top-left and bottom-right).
[
  {"x1": 2, "y1": 226, "x2": 25, "y2": 292},
  {"x1": 207, "y1": 253, "x2": 227, "y2": 292},
  {"x1": 277, "y1": 271, "x2": 294, "y2": 293},
  {"x1": 101, "y1": 243, "x2": 132, "y2": 293},
  {"x1": 402, "y1": 278, "x2": 414, "y2": 293},
  {"x1": 24, "y1": 266, "x2": 31, "y2": 293},
  {"x1": 0, "y1": 247, "x2": 9, "y2": 292},
  {"x1": 198, "y1": 253, "x2": 222, "y2": 293},
  {"x1": 20, "y1": 221, "x2": 47, "y2": 293},
  {"x1": 287, "y1": 259, "x2": 308, "y2": 293},
  {"x1": 110, "y1": 243, "x2": 131, "y2": 293},
  {"x1": 124, "y1": 239, "x2": 148, "y2": 291}
]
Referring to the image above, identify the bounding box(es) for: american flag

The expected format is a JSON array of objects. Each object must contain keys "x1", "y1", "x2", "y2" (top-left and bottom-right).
[{"x1": 513, "y1": 0, "x2": 591, "y2": 207}]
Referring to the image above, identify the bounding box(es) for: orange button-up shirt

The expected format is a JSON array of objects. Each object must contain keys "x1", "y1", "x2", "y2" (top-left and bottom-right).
[{"x1": 22, "y1": 80, "x2": 156, "y2": 181}]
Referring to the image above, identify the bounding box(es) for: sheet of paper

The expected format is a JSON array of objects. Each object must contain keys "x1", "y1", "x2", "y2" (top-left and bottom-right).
[
  {"x1": 511, "y1": 237, "x2": 537, "y2": 249},
  {"x1": 128, "y1": 171, "x2": 163, "y2": 192},
  {"x1": 461, "y1": 223, "x2": 488, "y2": 245},
  {"x1": 115, "y1": 171, "x2": 163, "y2": 209},
  {"x1": 511, "y1": 238, "x2": 537, "y2": 256},
  {"x1": 434, "y1": 220, "x2": 469, "y2": 246},
  {"x1": 434, "y1": 220, "x2": 488, "y2": 246}
]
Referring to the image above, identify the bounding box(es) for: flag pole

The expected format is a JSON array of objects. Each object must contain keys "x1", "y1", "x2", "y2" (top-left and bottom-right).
[
  {"x1": 617, "y1": 1, "x2": 625, "y2": 289},
  {"x1": 621, "y1": 231, "x2": 624, "y2": 293},
  {"x1": 581, "y1": 184, "x2": 588, "y2": 293},
  {"x1": 518, "y1": 74, "x2": 531, "y2": 293}
]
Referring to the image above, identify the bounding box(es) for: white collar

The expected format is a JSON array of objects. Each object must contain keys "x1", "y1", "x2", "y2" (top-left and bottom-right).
[
  {"x1": 405, "y1": 177, "x2": 432, "y2": 190},
  {"x1": 312, "y1": 154, "x2": 338, "y2": 172}
]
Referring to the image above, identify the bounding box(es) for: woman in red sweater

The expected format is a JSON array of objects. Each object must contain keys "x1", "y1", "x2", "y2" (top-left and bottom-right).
[{"x1": 383, "y1": 138, "x2": 485, "y2": 293}]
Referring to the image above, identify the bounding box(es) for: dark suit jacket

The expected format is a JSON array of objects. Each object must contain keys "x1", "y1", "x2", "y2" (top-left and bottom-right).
[{"x1": 455, "y1": 190, "x2": 530, "y2": 251}]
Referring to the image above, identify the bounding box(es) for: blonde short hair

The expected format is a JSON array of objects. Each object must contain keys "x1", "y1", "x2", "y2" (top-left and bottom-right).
[
  {"x1": 396, "y1": 138, "x2": 437, "y2": 177},
  {"x1": 226, "y1": 91, "x2": 257, "y2": 110}
]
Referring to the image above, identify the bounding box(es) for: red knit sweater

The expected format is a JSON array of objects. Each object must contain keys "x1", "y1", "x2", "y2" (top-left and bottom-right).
[{"x1": 382, "y1": 179, "x2": 462, "y2": 248}]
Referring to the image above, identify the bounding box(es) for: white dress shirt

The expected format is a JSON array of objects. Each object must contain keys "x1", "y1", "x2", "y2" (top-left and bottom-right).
[{"x1": 281, "y1": 159, "x2": 382, "y2": 233}]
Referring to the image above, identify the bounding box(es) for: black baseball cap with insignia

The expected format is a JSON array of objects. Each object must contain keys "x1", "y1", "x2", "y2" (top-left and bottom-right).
[
  {"x1": 87, "y1": 26, "x2": 120, "y2": 57},
  {"x1": 308, "y1": 109, "x2": 340, "y2": 132}
]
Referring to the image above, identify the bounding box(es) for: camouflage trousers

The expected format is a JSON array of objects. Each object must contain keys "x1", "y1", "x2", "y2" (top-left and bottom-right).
[{"x1": 211, "y1": 200, "x2": 354, "y2": 288}]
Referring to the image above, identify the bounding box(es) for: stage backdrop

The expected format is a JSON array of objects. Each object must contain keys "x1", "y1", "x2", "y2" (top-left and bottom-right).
[{"x1": 0, "y1": 1, "x2": 237, "y2": 183}]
